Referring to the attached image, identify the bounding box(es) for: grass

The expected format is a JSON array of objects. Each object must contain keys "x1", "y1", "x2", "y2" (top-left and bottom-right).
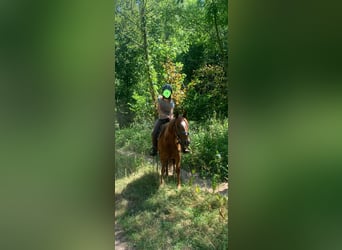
[
  {"x1": 115, "y1": 152, "x2": 228, "y2": 249},
  {"x1": 115, "y1": 120, "x2": 151, "y2": 155},
  {"x1": 115, "y1": 150, "x2": 148, "y2": 180}
]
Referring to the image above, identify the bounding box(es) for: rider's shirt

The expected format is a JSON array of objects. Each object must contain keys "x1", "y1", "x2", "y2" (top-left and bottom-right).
[{"x1": 158, "y1": 95, "x2": 175, "y2": 120}]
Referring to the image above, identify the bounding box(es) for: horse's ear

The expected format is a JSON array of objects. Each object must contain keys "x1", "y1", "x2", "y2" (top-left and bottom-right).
[
  {"x1": 182, "y1": 110, "x2": 187, "y2": 119},
  {"x1": 174, "y1": 110, "x2": 179, "y2": 118}
]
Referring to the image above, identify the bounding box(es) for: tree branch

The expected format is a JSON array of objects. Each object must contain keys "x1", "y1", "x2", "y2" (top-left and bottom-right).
[
  {"x1": 116, "y1": 8, "x2": 141, "y2": 30},
  {"x1": 115, "y1": 29, "x2": 144, "y2": 49}
]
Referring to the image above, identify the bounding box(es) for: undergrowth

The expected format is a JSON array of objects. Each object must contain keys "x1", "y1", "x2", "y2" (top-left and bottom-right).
[
  {"x1": 115, "y1": 119, "x2": 151, "y2": 155},
  {"x1": 183, "y1": 118, "x2": 228, "y2": 182},
  {"x1": 115, "y1": 117, "x2": 228, "y2": 182}
]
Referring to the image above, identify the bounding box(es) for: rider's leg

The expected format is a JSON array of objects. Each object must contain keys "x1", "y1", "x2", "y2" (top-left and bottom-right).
[
  {"x1": 150, "y1": 119, "x2": 162, "y2": 156},
  {"x1": 182, "y1": 138, "x2": 191, "y2": 154}
]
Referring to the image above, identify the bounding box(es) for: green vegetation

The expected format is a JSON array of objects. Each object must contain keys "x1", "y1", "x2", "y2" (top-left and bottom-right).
[
  {"x1": 183, "y1": 117, "x2": 228, "y2": 182},
  {"x1": 115, "y1": 120, "x2": 152, "y2": 155},
  {"x1": 183, "y1": 65, "x2": 228, "y2": 122},
  {"x1": 115, "y1": 0, "x2": 228, "y2": 126},
  {"x1": 115, "y1": 0, "x2": 228, "y2": 247},
  {"x1": 115, "y1": 0, "x2": 228, "y2": 179},
  {"x1": 115, "y1": 158, "x2": 228, "y2": 249},
  {"x1": 115, "y1": 117, "x2": 228, "y2": 182}
]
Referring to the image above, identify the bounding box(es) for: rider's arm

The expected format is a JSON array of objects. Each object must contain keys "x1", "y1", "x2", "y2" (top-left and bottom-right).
[
  {"x1": 169, "y1": 100, "x2": 175, "y2": 119},
  {"x1": 157, "y1": 95, "x2": 162, "y2": 117}
]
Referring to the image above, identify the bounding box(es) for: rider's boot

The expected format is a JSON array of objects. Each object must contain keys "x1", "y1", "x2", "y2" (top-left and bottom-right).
[
  {"x1": 150, "y1": 135, "x2": 158, "y2": 156},
  {"x1": 182, "y1": 147, "x2": 190, "y2": 154}
]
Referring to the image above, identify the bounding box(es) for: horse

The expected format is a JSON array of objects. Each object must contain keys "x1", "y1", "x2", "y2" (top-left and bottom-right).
[{"x1": 157, "y1": 112, "x2": 190, "y2": 189}]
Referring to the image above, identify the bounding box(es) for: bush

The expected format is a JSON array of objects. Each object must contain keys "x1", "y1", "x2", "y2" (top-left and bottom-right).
[
  {"x1": 183, "y1": 65, "x2": 228, "y2": 122},
  {"x1": 115, "y1": 120, "x2": 152, "y2": 155},
  {"x1": 183, "y1": 117, "x2": 228, "y2": 182}
]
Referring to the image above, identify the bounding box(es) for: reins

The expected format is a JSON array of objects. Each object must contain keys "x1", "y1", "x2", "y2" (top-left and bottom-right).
[{"x1": 174, "y1": 118, "x2": 189, "y2": 146}]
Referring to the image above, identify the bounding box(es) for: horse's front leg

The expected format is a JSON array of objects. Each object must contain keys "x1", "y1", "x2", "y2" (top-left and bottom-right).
[
  {"x1": 171, "y1": 159, "x2": 176, "y2": 183},
  {"x1": 176, "y1": 160, "x2": 181, "y2": 189},
  {"x1": 172, "y1": 159, "x2": 176, "y2": 176},
  {"x1": 160, "y1": 161, "x2": 166, "y2": 185}
]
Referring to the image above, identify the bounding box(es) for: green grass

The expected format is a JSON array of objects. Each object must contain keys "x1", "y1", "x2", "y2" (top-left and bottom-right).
[
  {"x1": 115, "y1": 150, "x2": 148, "y2": 180},
  {"x1": 115, "y1": 154, "x2": 228, "y2": 250},
  {"x1": 115, "y1": 120, "x2": 152, "y2": 155}
]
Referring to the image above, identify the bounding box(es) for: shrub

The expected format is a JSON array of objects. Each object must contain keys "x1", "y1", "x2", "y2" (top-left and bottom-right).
[
  {"x1": 183, "y1": 117, "x2": 228, "y2": 182},
  {"x1": 115, "y1": 120, "x2": 152, "y2": 155},
  {"x1": 183, "y1": 64, "x2": 228, "y2": 122}
]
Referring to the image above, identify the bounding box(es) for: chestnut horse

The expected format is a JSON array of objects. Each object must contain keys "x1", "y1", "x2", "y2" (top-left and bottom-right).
[{"x1": 158, "y1": 112, "x2": 190, "y2": 189}]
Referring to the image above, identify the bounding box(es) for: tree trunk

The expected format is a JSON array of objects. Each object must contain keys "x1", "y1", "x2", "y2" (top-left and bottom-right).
[
  {"x1": 211, "y1": 0, "x2": 227, "y2": 75},
  {"x1": 140, "y1": 0, "x2": 158, "y2": 118}
]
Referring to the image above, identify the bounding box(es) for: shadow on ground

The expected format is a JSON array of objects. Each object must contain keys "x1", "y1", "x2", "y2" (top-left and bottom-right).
[{"x1": 121, "y1": 172, "x2": 160, "y2": 214}]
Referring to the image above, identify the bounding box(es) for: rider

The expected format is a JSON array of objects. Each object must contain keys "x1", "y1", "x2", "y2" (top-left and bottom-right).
[{"x1": 150, "y1": 84, "x2": 175, "y2": 156}]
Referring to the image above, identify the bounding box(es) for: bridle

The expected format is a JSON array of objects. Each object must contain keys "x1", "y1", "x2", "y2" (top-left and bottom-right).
[{"x1": 174, "y1": 118, "x2": 189, "y2": 148}]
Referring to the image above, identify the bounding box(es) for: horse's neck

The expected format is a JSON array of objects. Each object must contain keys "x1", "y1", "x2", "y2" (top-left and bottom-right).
[{"x1": 166, "y1": 120, "x2": 177, "y2": 138}]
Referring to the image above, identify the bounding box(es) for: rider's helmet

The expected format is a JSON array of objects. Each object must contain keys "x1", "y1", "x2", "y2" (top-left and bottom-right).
[{"x1": 162, "y1": 84, "x2": 172, "y2": 98}]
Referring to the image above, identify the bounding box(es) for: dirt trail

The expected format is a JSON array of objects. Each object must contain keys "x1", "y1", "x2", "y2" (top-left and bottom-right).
[
  {"x1": 180, "y1": 169, "x2": 228, "y2": 196},
  {"x1": 115, "y1": 222, "x2": 133, "y2": 250}
]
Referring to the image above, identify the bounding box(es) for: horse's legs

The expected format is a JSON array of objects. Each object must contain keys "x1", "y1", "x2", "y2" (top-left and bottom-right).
[
  {"x1": 172, "y1": 159, "x2": 176, "y2": 183},
  {"x1": 165, "y1": 160, "x2": 169, "y2": 177},
  {"x1": 160, "y1": 160, "x2": 166, "y2": 185},
  {"x1": 176, "y1": 160, "x2": 181, "y2": 189},
  {"x1": 172, "y1": 159, "x2": 175, "y2": 176},
  {"x1": 160, "y1": 160, "x2": 168, "y2": 184}
]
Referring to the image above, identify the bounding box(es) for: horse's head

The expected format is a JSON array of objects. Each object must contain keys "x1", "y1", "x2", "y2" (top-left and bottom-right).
[{"x1": 174, "y1": 112, "x2": 190, "y2": 152}]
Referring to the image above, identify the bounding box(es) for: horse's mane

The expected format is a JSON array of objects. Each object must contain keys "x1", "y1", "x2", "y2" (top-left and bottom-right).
[
  {"x1": 159, "y1": 119, "x2": 173, "y2": 137},
  {"x1": 159, "y1": 116, "x2": 181, "y2": 138}
]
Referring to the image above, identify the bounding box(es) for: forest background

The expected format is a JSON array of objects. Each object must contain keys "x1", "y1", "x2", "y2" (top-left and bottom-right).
[{"x1": 115, "y1": 0, "x2": 228, "y2": 181}]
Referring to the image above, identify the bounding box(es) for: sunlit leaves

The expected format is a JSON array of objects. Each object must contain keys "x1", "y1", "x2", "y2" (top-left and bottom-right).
[
  {"x1": 115, "y1": 0, "x2": 228, "y2": 125},
  {"x1": 183, "y1": 65, "x2": 227, "y2": 121},
  {"x1": 162, "y1": 60, "x2": 187, "y2": 107}
]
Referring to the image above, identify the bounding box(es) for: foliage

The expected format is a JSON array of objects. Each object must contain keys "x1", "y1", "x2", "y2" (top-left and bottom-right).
[
  {"x1": 115, "y1": 165, "x2": 228, "y2": 249},
  {"x1": 162, "y1": 60, "x2": 187, "y2": 107},
  {"x1": 115, "y1": 0, "x2": 228, "y2": 124},
  {"x1": 183, "y1": 64, "x2": 228, "y2": 122},
  {"x1": 116, "y1": 117, "x2": 228, "y2": 183},
  {"x1": 204, "y1": 0, "x2": 229, "y2": 69},
  {"x1": 177, "y1": 42, "x2": 207, "y2": 84},
  {"x1": 183, "y1": 117, "x2": 228, "y2": 182},
  {"x1": 128, "y1": 81, "x2": 155, "y2": 122},
  {"x1": 115, "y1": 119, "x2": 152, "y2": 155}
]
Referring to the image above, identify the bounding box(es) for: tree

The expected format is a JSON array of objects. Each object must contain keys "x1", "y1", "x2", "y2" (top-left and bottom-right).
[
  {"x1": 115, "y1": 0, "x2": 228, "y2": 124},
  {"x1": 183, "y1": 65, "x2": 227, "y2": 121}
]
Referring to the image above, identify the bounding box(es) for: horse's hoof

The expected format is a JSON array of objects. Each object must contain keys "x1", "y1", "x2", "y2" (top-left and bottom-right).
[{"x1": 177, "y1": 184, "x2": 181, "y2": 189}]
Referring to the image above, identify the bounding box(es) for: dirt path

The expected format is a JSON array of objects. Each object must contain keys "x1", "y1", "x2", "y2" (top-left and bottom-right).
[
  {"x1": 115, "y1": 222, "x2": 133, "y2": 250},
  {"x1": 180, "y1": 169, "x2": 228, "y2": 196}
]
